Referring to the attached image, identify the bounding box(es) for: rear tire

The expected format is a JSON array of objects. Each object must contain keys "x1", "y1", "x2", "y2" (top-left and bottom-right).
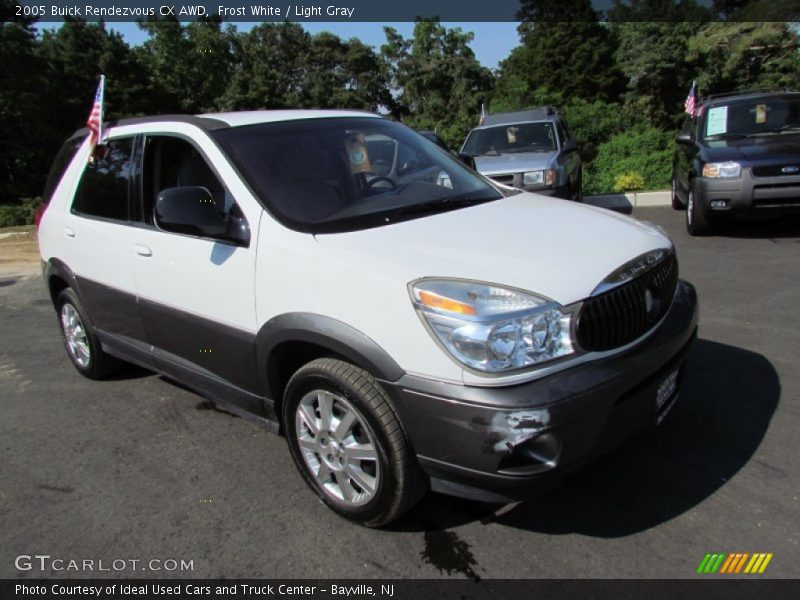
[
  {"x1": 56, "y1": 288, "x2": 121, "y2": 379},
  {"x1": 283, "y1": 358, "x2": 426, "y2": 527},
  {"x1": 686, "y1": 185, "x2": 712, "y2": 236}
]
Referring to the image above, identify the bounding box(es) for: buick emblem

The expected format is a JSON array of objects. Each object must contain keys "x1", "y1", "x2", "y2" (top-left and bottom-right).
[{"x1": 782, "y1": 165, "x2": 799, "y2": 174}]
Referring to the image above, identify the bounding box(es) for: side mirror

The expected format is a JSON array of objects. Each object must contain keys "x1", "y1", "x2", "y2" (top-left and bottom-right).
[
  {"x1": 563, "y1": 139, "x2": 578, "y2": 152},
  {"x1": 675, "y1": 132, "x2": 695, "y2": 145},
  {"x1": 155, "y1": 186, "x2": 250, "y2": 246},
  {"x1": 457, "y1": 153, "x2": 476, "y2": 171}
]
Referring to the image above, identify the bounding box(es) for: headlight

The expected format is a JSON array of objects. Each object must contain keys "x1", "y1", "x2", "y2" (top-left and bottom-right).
[
  {"x1": 702, "y1": 162, "x2": 741, "y2": 178},
  {"x1": 410, "y1": 279, "x2": 574, "y2": 373},
  {"x1": 522, "y1": 170, "x2": 556, "y2": 187}
]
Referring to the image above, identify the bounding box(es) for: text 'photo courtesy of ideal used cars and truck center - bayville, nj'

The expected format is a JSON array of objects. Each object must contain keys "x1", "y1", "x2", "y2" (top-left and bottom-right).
[{"x1": 2, "y1": 0, "x2": 800, "y2": 596}]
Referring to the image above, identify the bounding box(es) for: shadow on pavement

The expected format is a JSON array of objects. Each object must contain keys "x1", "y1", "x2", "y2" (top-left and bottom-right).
[{"x1": 396, "y1": 338, "x2": 780, "y2": 537}]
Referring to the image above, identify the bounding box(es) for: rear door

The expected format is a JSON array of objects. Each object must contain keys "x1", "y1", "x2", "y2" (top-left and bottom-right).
[
  {"x1": 59, "y1": 135, "x2": 148, "y2": 344},
  {"x1": 130, "y1": 127, "x2": 262, "y2": 394}
]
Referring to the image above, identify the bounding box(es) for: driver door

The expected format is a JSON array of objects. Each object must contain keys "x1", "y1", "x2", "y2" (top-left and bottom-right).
[{"x1": 131, "y1": 132, "x2": 262, "y2": 394}]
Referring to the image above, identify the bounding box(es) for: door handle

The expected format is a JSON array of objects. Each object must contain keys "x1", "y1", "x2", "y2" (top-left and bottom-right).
[
  {"x1": 134, "y1": 244, "x2": 152, "y2": 257},
  {"x1": 63, "y1": 227, "x2": 75, "y2": 238}
]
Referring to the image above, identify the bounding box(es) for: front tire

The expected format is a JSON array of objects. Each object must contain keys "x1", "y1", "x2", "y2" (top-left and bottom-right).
[
  {"x1": 283, "y1": 358, "x2": 425, "y2": 527},
  {"x1": 56, "y1": 288, "x2": 121, "y2": 379},
  {"x1": 686, "y1": 184, "x2": 712, "y2": 236},
  {"x1": 671, "y1": 176, "x2": 684, "y2": 210}
]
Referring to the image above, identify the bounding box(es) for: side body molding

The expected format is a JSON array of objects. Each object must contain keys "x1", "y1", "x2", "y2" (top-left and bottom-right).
[
  {"x1": 43, "y1": 258, "x2": 81, "y2": 304},
  {"x1": 255, "y1": 313, "x2": 406, "y2": 408}
]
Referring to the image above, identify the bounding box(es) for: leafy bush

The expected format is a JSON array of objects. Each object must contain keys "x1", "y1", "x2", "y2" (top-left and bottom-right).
[
  {"x1": 0, "y1": 198, "x2": 41, "y2": 228},
  {"x1": 583, "y1": 127, "x2": 673, "y2": 195},
  {"x1": 614, "y1": 172, "x2": 646, "y2": 192}
]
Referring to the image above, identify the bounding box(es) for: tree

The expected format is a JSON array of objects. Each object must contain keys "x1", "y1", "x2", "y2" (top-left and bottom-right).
[
  {"x1": 220, "y1": 22, "x2": 310, "y2": 110},
  {"x1": 687, "y1": 22, "x2": 800, "y2": 95},
  {"x1": 0, "y1": 0, "x2": 48, "y2": 203},
  {"x1": 381, "y1": 19, "x2": 493, "y2": 147},
  {"x1": 493, "y1": 0, "x2": 623, "y2": 110},
  {"x1": 138, "y1": 17, "x2": 236, "y2": 113}
]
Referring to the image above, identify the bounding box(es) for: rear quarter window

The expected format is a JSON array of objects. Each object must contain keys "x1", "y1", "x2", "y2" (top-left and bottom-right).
[{"x1": 42, "y1": 136, "x2": 85, "y2": 205}]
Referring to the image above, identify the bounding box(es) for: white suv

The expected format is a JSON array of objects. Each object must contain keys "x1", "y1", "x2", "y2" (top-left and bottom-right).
[{"x1": 37, "y1": 110, "x2": 698, "y2": 526}]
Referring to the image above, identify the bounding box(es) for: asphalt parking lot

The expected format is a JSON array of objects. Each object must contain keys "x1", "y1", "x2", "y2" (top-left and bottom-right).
[{"x1": 1, "y1": 206, "x2": 798, "y2": 580}]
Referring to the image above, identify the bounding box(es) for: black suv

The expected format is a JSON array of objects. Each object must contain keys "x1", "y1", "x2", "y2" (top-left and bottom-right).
[{"x1": 672, "y1": 91, "x2": 800, "y2": 235}]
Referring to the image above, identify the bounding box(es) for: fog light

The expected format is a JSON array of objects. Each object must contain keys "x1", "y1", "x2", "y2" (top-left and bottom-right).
[{"x1": 710, "y1": 200, "x2": 729, "y2": 209}]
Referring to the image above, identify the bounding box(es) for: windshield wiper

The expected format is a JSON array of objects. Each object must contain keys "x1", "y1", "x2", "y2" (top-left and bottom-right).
[
  {"x1": 768, "y1": 125, "x2": 800, "y2": 134},
  {"x1": 705, "y1": 133, "x2": 752, "y2": 140},
  {"x1": 391, "y1": 194, "x2": 498, "y2": 216}
]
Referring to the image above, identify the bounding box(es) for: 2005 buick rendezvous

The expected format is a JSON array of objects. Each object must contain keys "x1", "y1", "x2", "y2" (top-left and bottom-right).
[{"x1": 37, "y1": 110, "x2": 698, "y2": 526}]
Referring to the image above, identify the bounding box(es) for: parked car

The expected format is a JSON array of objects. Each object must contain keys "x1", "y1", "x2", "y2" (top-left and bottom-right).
[
  {"x1": 38, "y1": 110, "x2": 697, "y2": 526},
  {"x1": 673, "y1": 90, "x2": 800, "y2": 235},
  {"x1": 460, "y1": 107, "x2": 582, "y2": 200}
]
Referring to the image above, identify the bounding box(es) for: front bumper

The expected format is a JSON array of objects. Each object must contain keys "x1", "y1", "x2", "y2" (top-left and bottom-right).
[
  {"x1": 382, "y1": 279, "x2": 698, "y2": 503},
  {"x1": 696, "y1": 169, "x2": 800, "y2": 216}
]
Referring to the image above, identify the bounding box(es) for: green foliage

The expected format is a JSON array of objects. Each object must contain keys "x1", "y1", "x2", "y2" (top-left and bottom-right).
[
  {"x1": 0, "y1": 198, "x2": 40, "y2": 227},
  {"x1": 1, "y1": 7, "x2": 799, "y2": 212},
  {"x1": 583, "y1": 127, "x2": 674, "y2": 195},
  {"x1": 381, "y1": 19, "x2": 494, "y2": 148},
  {"x1": 613, "y1": 172, "x2": 646, "y2": 193}
]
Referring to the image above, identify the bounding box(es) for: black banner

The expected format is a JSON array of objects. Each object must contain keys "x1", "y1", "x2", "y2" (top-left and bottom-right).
[
  {"x1": 8, "y1": 0, "x2": 800, "y2": 23},
  {"x1": 2, "y1": 580, "x2": 800, "y2": 600}
]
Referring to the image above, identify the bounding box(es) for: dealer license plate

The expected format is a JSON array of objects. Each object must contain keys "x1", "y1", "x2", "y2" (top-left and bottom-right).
[{"x1": 655, "y1": 368, "x2": 679, "y2": 424}]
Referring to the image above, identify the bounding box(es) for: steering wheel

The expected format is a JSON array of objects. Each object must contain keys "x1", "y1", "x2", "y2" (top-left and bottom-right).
[
  {"x1": 366, "y1": 176, "x2": 397, "y2": 191},
  {"x1": 370, "y1": 159, "x2": 391, "y2": 177}
]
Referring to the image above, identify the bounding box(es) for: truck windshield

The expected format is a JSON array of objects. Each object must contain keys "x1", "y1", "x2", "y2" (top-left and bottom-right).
[
  {"x1": 212, "y1": 117, "x2": 505, "y2": 233},
  {"x1": 701, "y1": 96, "x2": 800, "y2": 140},
  {"x1": 462, "y1": 122, "x2": 557, "y2": 156}
]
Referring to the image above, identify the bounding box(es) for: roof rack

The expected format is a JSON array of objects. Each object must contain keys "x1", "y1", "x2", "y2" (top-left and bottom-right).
[
  {"x1": 701, "y1": 89, "x2": 799, "y2": 102},
  {"x1": 482, "y1": 107, "x2": 558, "y2": 126}
]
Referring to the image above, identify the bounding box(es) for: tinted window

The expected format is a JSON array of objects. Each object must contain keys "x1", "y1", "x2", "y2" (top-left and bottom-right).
[
  {"x1": 72, "y1": 138, "x2": 133, "y2": 221},
  {"x1": 701, "y1": 96, "x2": 800, "y2": 139},
  {"x1": 141, "y1": 136, "x2": 228, "y2": 226},
  {"x1": 462, "y1": 122, "x2": 557, "y2": 156},
  {"x1": 43, "y1": 136, "x2": 85, "y2": 204},
  {"x1": 212, "y1": 117, "x2": 504, "y2": 234}
]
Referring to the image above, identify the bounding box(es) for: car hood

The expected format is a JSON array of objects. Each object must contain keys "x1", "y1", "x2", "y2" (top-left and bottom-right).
[
  {"x1": 474, "y1": 153, "x2": 555, "y2": 175},
  {"x1": 315, "y1": 193, "x2": 672, "y2": 306},
  {"x1": 702, "y1": 132, "x2": 800, "y2": 164}
]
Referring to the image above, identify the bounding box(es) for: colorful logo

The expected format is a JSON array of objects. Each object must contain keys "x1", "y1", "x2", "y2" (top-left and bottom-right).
[{"x1": 697, "y1": 553, "x2": 773, "y2": 574}]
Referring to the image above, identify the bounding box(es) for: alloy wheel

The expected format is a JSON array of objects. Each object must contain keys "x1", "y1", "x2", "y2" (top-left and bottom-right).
[
  {"x1": 295, "y1": 389, "x2": 380, "y2": 507},
  {"x1": 61, "y1": 303, "x2": 90, "y2": 368}
]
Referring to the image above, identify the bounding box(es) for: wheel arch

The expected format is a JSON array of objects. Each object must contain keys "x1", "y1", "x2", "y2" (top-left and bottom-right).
[{"x1": 256, "y1": 313, "x2": 405, "y2": 423}]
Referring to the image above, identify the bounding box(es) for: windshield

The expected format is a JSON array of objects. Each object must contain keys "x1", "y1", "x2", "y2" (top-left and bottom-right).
[
  {"x1": 212, "y1": 117, "x2": 505, "y2": 233},
  {"x1": 462, "y1": 122, "x2": 557, "y2": 156},
  {"x1": 701, "y1": 96, "x2": 800, "y2": 140}
]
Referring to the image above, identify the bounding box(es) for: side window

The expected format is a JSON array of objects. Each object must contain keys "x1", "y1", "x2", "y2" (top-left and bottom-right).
[
  {"x1": 141, "y1": 136, "x2": 228, "y2": 226},
  {"x1": 43, "y1": 136, "x2": 85, "y2": 205},
  {"x1": 72, "y1": 137, "x2": 134, "y2": 221},
  {"x1": 555, "y1": 121, "x2": 567, "y2": 148},
  {"x1": 396, "y1": 140, "x2": 432, "y2": 176}
]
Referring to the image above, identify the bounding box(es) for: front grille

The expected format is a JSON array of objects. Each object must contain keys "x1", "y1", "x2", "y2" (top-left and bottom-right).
[
  {"x1": 489, "y1": 174, "x2": 515, "y2": 185},
  {"x1": 752, "y1": 165, "x2": 800, "y2": 177},
  {"x1": 577, "y1": 253, "x2": 678, "y2": 352}
]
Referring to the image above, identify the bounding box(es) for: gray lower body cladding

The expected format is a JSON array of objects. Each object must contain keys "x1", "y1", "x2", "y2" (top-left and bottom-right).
[{"x1": 381, "y1": 280, "x2": 699, "y2": 503}]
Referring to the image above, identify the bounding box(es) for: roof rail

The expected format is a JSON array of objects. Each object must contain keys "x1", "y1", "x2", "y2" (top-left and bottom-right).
[
  {"x1": 482, "y1": 107, "x2": 558, "y2": 126},
  {"x1": 701, "y1": 89, "x2": 799, "y2": 102}
]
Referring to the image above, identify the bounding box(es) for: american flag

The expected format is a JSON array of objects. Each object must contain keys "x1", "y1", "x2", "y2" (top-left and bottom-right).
[
  {"x1": 86, "y1": 75, "x2": 105, "y2": 147},
  {"x1": 479, "y1": 103, "x2": 487, "y2": 125},
  {"x1": 684, "y1": 80, "x2": 697, "y2": 117}
]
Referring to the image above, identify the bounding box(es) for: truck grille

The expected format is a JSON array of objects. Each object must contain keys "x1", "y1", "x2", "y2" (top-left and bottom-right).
[
  {"x1": 576, "y1": 253, "x2": 678, "y2": 352},
  {"x1": 752, "y1": 165, "x2": 800, "y2": 177}
]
